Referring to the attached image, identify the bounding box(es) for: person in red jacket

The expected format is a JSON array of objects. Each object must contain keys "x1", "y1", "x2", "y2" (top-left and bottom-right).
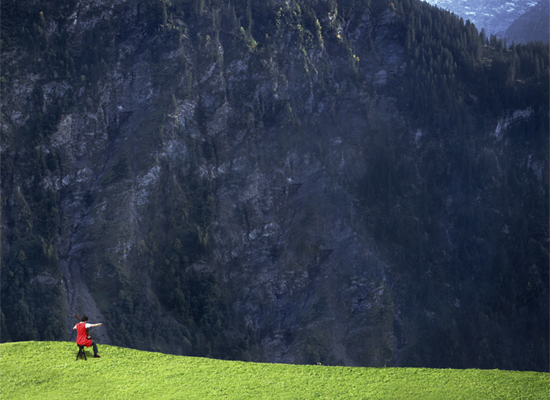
[{"x1": 73, "y1": 315, "x2": 103, "y2": 358}]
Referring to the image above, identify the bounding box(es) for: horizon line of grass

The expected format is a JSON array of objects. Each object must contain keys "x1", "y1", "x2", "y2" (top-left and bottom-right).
[{"x1": 1, "y1": 341, "x2": 548, "y2": 399}]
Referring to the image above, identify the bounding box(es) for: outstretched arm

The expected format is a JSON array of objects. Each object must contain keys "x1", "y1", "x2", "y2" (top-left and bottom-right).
[{"x1": 88, "y1": 323, "x2": 103, "y2": 328}]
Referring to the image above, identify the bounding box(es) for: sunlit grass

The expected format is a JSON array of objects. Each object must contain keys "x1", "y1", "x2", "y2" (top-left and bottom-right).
[{"x1": 1, "y1": 341, "x2": 548, "y2": 399}]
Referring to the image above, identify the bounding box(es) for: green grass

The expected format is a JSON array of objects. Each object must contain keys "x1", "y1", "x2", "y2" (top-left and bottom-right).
[{"x1": 1, "y1": 341, "x2": 548, "y2": 399}]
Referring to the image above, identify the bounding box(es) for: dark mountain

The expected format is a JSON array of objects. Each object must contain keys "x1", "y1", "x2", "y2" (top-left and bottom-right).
[
  {"x1": 1, "y1": 0, "x2": 548, "y2": 371},
  {"x1": 505, "y1": 0, "x2": 549, "y2": 44}
]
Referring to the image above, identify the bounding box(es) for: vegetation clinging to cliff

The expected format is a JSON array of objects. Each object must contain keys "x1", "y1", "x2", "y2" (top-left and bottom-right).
[{"x1": 1, "y1": 0, "x2": 548, "y2": 370}]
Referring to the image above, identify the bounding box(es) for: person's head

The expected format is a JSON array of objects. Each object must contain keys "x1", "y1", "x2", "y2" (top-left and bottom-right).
[{"x1": 81, "y1": 315, "x2": 89, "y2": 322}]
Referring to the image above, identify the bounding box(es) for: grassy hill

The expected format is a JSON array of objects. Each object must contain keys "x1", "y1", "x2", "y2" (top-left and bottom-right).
[{"x1": 1, "y1": 342, "x2": 548, "y2": 399}]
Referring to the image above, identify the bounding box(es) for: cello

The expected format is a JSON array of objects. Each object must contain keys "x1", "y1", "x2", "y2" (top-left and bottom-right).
[{"x1": 74, "y1": 314, "x2": 92, "y2": 340}]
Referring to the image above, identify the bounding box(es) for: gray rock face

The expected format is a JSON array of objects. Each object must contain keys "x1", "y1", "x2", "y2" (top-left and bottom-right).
[
  {"x1": 1, "y1": 0, "x2": 548, "y2": 370},
  {"x1": 1, "y1": 0, "x2": 403, "y2": 366}
]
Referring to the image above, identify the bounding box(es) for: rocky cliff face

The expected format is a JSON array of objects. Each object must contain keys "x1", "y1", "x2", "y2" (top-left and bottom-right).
[{"x1": 1, "y1": 0, "x2": 548, "y2": 370}]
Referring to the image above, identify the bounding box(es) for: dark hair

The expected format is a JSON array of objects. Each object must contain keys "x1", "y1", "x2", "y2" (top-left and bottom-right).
[{"x1": 81, "y1": 315, "x2": 89, "y2": 322}]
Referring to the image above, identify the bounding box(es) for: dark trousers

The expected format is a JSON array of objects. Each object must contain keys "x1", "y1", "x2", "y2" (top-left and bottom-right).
[{"x1": 91, "y1": 341, "x2": 98, "y2": 355}]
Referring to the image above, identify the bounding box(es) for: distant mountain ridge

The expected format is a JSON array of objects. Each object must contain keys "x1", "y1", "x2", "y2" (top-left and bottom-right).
[
  {"x1": 505, "y1": 0, "x2": 549, "y2": 44},
  {"x1": 424, "y1": 0, "x2": 539, "y2": 37}
]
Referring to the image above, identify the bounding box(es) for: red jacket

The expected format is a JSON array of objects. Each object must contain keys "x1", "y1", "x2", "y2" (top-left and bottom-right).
[{"x1": 76, "y1": 322, "x2": 92, "y2": 347}]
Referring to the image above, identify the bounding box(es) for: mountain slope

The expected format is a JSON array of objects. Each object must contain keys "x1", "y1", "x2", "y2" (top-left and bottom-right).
[
  {"x1": 424, "y1": 0, "x2": 538, "y2": 37},
  {"x1": 505, "y1": 0, "x2": 549, "y2": 44},
  {"x1": 3, "y1": 342, "x2": 548, "y2": 399},
  {"x1": 1, "y1": 0, "x2": 548, "y2": 371}
]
